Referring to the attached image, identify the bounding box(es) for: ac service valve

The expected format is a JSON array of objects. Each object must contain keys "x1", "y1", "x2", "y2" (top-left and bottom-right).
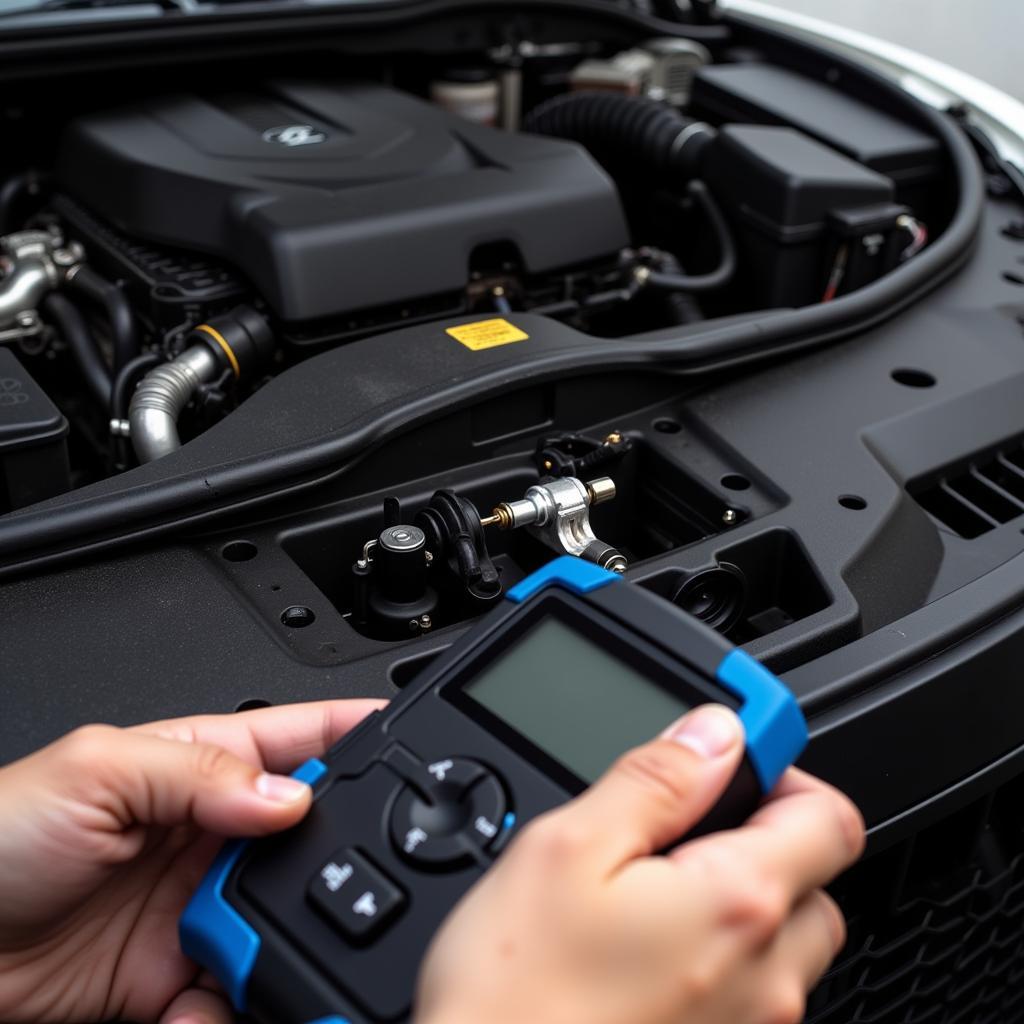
[
  {"x1": 350, "y1": 470, "x2": 627, "y2": 641},
  {"x1": 180, "y1": 556, "x2": 807, "y2": 1024}
]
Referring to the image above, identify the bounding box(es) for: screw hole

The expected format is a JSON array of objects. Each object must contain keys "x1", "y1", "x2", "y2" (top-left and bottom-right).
[
  {"x1": 721, "y1": 473, "x2": 751, "y2": 491},
  {"x1": 281, "y1": 605, "x2": 316, "y2": 628},
  {"x1": 270, "y1": 583, "x2": 281, "y2": 592},
  {"x1": 839, "y1": 494, "x2": 868, "y2": 511},
  {"x1": 653, "y1": 418, "x2": 681, "y2": 434},
  {"x1": 222, "y1": 540, "x2": 258, "y2": 562},
  {"x1": 891, "y1": 368, "x2": 936, "y2": 388},
  {"x1": 235, "y1": 698, "x2": 272, "y2": 712}
]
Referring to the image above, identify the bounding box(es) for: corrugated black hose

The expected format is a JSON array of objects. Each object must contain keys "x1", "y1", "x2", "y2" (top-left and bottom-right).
[{"x1": 523, "y1": 90, "x2": 716, "y2": 182}]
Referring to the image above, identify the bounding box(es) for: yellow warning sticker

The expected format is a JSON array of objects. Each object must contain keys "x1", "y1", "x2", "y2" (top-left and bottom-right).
[{"x1": 446, "y1": 318, "x2": 529, "y2": 351}]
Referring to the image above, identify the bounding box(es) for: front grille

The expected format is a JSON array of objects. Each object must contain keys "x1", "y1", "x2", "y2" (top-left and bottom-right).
[{"x1": 807, "y1": 774, "x2": 1024, "y2": 1022}]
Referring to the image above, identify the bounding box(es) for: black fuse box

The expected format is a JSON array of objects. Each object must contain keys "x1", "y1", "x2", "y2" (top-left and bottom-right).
[
  {"x1": 0, "y1": 349, "x2": 70, "y2": 513},
  {"x1": 692, "y1": 63, "x2": 942, "y2": 190},
  {"x1": 704, "y1": 125, "x2": 896, "y2": 308}
]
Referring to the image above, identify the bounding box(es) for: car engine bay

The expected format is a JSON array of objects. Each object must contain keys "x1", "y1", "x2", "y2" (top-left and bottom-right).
[
  {"x1": 2, "y1": 33, "x2": 947, "y2": 495},
  {"x1": 0, "y1": 0, "x2": 1005, "y2": 770},
  {"x1": 2, "y1": 1, "x2": 1024, "y2": 1018}
]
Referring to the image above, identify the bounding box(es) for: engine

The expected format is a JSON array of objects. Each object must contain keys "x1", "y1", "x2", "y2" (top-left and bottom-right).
[
  {"x1": 55, "y1": 81, "x2": 630, "y2": 331},
  {"x1": 0, "y1": 44, "x2": 939, "y2": 520}
]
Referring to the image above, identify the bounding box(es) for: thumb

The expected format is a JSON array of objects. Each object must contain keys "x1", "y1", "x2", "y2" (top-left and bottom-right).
[
  {"x1": 562, "y1": 705, "x2": 744, "y2": 871},
  {"x1": 49, "y1": 725, "x2": 313, "y2": 838},
  {"x1": 158, "y1": 986, "x2": 233, "y2": 1024}
]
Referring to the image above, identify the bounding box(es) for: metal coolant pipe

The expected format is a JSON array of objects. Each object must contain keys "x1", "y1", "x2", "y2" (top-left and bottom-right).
[
  {"x1": 0, "y1": 230, "x2": 83, "y2": 329},
  {"x1": 128, "y1": 305, "x2": 275, "y2": 464},
  {"x1": 128, "y1": 344, "x2": 221, "y2": 463},
  {"x1": 0, "y1": 257, "x2": 57, "y2": 327}
]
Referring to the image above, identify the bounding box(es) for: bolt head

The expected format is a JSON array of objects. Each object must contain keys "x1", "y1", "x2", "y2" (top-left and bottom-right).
[
  {"x1": 379, "y1": 524, "x2": 426, "y2": 552},
  {"x1": 722, "y1": 509, "x2": 738, "y2": 525}
]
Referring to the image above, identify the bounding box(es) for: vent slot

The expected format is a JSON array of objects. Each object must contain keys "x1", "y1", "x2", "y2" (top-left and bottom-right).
[
  {"x1": 977, "y1": 456, "x2": 1024, "y2": 503},
  {"x1": 910, "y1": 441, "x2": 1024, "y2": 538},
  {"x1": 947, "y1": 472, "x2": 1020, "y2": 523},
  {"x1": 914, "y1": 484, "x2": 993, "y2": 539}
]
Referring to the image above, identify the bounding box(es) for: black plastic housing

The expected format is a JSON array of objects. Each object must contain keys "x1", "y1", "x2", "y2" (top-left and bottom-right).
[
  {"x1": 692, "y1": 62, "x2": 942, "y2": 188},
  {"x1": 704, "y1": 125, "x2": 896, "y2": 306},
  {"x1": 0, "y1": 349, "x2": 69, "y2": 513},
  {"x1": 55, "y1": 81, "x2": 631, "y2": 323}
]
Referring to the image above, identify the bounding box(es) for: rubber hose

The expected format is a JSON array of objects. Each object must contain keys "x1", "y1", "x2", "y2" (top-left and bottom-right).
[
  {"x1": 0, "y1": 173, "x2": 37, "y2": 236},
  {"x1": 650, "y1": 251, "x2": 704, "y2": 324},
  {"x1": 645, "y1": 182, "x2": 737, "y2": 293},
  {"x1": 67, "y1": 265, "x2": 139, "y2": 374},
  {"x1": 111, "y1": 351, "x2": 162, "y2": 420},
  {"x1": 41, "y1": 293, "x2": 112, "y2": 410},
  {"x1": 523, "y1": 91, "x2": 715, "y2": 181},
  {"x1": 0, "y1": 176, "x2": 27, "y2": 236}
]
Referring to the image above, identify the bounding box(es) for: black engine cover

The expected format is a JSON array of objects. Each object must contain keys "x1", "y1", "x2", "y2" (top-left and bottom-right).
[{"x1": 56, "y1": 81, "x2": 630, "y2": 322}]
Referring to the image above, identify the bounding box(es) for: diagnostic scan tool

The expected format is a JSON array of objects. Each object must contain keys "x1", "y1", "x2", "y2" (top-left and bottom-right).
[{"x1": 181, "y1": 557, "x2": 808, "y2": 1023}]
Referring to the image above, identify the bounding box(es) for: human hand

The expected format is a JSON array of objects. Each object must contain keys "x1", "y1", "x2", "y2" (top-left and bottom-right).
[
  {"x1": 417, "y1": 704, "x2": 864, "y2": 1024},
  {"x1": 0, "y1": 699, "x2": 384, "y2": 1023}
]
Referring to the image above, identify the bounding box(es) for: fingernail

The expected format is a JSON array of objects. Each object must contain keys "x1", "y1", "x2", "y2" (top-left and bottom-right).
[
  {"x1": 255, "y1": 772, "x2": 310, "y2": 804},
  {"x1": 665, "y1": 705, "x2": 741, "y2": 758}
]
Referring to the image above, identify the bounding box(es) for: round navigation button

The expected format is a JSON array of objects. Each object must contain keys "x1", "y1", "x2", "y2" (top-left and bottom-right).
[
  {"x1": 389, "y1": 758, "x2": 507, "y2": 868},
  {"x1": 463, "y1": 775, "x2": 507, "y2": 851},
  {"x1": 390, "y1": 786, "x2": 470, "y2": 867}
]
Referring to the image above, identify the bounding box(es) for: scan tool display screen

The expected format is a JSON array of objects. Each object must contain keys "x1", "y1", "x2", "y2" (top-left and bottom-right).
[{"x1": 461, "y1": 616, "x2": 692, "y2": 783}]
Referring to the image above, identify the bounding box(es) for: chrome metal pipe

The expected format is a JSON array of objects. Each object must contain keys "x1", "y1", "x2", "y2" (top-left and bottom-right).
[{"x1": 128, "y1": 345, "x2": 220, "y2": 463}]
